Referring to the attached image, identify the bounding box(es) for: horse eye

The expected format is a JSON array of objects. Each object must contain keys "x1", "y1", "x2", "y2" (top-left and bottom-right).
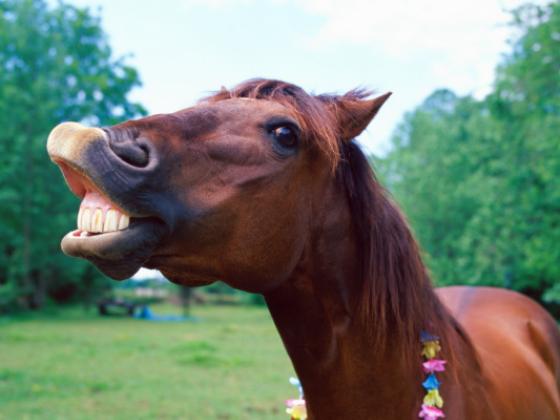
[{"x1": 271, "y1": 126, "x2": 298, "y2": 148}]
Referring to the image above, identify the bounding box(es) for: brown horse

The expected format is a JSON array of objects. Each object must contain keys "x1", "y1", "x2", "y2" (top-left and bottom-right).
[{"x1": 47, "y1": 79, "x2": 560, "y2": 419}]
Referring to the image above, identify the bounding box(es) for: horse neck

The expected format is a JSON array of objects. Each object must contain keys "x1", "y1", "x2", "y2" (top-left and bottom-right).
[{"x1": 264, "y1": 173, "x2": 460, "y2": 419}]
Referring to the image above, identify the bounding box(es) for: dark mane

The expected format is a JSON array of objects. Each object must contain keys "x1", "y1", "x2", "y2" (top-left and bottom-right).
[
  {"x1": 337, "y1": 141, "x2": 463, "y2": 362},
  {"x1": 208, "y1": 79, "x2": 464, "y2": 361}
]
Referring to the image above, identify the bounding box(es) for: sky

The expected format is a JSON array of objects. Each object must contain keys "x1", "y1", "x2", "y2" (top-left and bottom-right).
[
  {"x1": 61, "y1": 0, "x2": 539, "y2": 280},
  {"x1": 64, "y1": 0, "x2": 538, "y2": 156}
]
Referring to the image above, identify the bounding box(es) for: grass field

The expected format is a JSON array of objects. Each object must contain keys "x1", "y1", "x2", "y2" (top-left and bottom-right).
[{"x1": 0, "y1": 305, "x2": 296, "y2": 419}]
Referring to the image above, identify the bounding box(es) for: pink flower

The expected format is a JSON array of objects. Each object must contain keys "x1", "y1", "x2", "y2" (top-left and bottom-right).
[
  {"x1": 285, "y1": 399, "x2": 307, "y2": 419},
  {"x1": 285, "y1": 399, "x2": 306, "y2": 408},
  {"x1": 422, "y1": 359, "x2": 447, "y2": 373},
  {"x1": 418, "y1": 404, "x2": 445, "y2": 419}
]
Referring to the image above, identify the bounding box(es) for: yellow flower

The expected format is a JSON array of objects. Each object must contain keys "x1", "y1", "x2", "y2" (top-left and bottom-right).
[
  {"x1": 286, "y1": 403, "x2": 307, "y2": 419},
  {"x1": 422, "y1": 340, "x2": 441, "y2": 359},
  {"x1": 423, "y1": 389, "x2": 444, "y2": 408}
]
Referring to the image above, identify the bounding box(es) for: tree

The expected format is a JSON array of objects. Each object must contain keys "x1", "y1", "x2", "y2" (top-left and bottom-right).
[
  {"x1": 378, "y1": 90, "x2": 490, "y2": 285},
  {"x1": 0, "y1": 0, "x2": 146, "y2": 311},
  {"x1": 379, "y1": 1, "x2": 560, "y2": 308},
  {"x1": 489, "y1": 2, "x2": 560, "y2": 300}
]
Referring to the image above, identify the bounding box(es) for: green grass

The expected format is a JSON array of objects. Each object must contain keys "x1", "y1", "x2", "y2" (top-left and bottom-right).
[{"x1": 0, "y1": 305, "x2": 296, "y2": 419}]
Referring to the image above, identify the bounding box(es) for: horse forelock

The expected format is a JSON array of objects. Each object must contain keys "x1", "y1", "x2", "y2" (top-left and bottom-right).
[{"x1": 205, "y1": 78, "x2": 342, "y2": 168}]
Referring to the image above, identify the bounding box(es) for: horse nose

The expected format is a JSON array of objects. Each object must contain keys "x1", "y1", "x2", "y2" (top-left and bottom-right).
[
  {"x1": 47, "y1": 122, "x2": 107, "y2": 164},
  {"x1": 107, "y1": 131, "x2": 152, "y2": 168}
]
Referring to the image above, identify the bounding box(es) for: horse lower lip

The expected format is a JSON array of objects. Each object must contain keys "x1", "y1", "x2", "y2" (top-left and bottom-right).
[
  {"x1": 60, "y1": 218, "x2": 167, "y2": 280},
  {"x1": 64, "y1": 224, "x2": 137, "y2": 247},
  {"x1": 70, "y1": 228, "x2": 129, "y2": 238}
]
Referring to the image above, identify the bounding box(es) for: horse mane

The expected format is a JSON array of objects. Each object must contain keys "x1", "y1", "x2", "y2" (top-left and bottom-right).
[
  {"x1": 207, "y1": 79, "x2": 468, "y2": 363},
  {"x1": 336, "y1": 141, "x2": 462, "y2": 361}
]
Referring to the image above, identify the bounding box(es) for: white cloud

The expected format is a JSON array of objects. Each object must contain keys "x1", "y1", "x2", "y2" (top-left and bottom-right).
[
  {"x1": 183, "y1": 0, "x2": 255, "y2": 10},
  {"x1": 175, "y1": 0, "x2": 547, "y2": 101},
  {"x1": 296, "y1": 0, "x2": 540, "y2": 97},
  {"x1": 300, "y1": 1, "x2": 510, "y2": 49}
]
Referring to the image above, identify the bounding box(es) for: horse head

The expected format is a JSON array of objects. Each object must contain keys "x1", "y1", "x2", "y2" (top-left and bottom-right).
[{"x1": 47, "y1": 79, "x2": 390, "y2": 291}]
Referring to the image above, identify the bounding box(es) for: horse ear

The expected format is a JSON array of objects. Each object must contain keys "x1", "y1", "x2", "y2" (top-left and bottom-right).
[{"x1": 333, "y1": 92, "x2": 392, "y2": 141}]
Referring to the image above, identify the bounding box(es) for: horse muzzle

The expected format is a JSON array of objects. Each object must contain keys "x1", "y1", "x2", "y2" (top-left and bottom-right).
[{"x1": 47, "y1": 122, "x2": 170, "y2": 280}]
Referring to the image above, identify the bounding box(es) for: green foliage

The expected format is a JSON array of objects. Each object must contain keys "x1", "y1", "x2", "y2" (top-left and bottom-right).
[
  {"x1": 0, "y1": 0, "x2": 146, "y2": 311},
  {"x1": 379, "y1": 2, "x2": 560, "y2": 302}
]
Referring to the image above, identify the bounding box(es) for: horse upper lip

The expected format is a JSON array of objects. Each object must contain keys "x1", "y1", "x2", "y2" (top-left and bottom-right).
[
  {"x1": 56, "y1": 160, "x2": 134, "y2": 214},
  {"x1": 47, "y1": 121, "x2": 163, "y2": 216}
]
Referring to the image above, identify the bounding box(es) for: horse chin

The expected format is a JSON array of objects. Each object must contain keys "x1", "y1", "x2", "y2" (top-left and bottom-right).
[
  {"x1": 155, "y1": 267, "x2": 216, "y2": 288},
  {"x1": 61, "y1": 218, "x2": 167, "y2": 280}
]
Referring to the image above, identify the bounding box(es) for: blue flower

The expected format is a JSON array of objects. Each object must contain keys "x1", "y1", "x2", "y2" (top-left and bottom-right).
[
  {"x1": 289, "y1": 377, "x2": 301, "y2": 387},
  {"x1": 422, "y1": 373, "x2": 441, "y2": 390},
  {"x1": 289, "y1": 377, "x2": 304, "y2": 399},
  {"x1": 420, "y1": 331, "x2": 440, "y2": 343}
]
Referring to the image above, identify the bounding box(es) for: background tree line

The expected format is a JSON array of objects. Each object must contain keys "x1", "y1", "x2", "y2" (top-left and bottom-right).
[
  {"x1": 0, "y1": 0, "x2": 145, "y2": 311},
  {"x1": 377, "y1": 2, "x2": 560, "y2": 310},
  {"x1": 0, "y1": 0, "x2": 557, "y2": 313}
]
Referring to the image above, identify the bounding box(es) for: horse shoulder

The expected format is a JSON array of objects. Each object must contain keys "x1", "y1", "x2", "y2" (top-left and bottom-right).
[{"x1": 437, "y1": 286, "x2": 560, "y2": 420}]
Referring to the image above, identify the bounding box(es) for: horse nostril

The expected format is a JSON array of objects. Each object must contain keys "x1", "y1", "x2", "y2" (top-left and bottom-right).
[{"x1": 108, "y1": 134, "x2": 151, "y2": 168}]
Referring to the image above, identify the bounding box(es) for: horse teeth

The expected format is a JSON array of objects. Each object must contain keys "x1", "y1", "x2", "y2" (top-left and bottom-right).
[
  {"x1": 77, "y1": 208, "x2": 83, "y2": 230},
  {"x1": 103, "y1": 210, "x2": 118, "y2": 232},
  {"x1": 81, "y1": 208, "x2": 91, "y2": 232},
  {"x1": 118, "y1": 214, "x2": 129, "y2": 230},
  {"x1": 92, "y1": 209, "x2": 103, "y2": 233},
  {"x1": 76, "y1": 207, "x2": 130, "y2": 234}
]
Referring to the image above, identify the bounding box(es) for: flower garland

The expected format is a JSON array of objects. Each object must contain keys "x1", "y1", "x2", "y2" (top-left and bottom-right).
[
  {"x1": 285, "y1": 377, "x2": 307, "y2": 420},
  {"x1": 419, "y1": 331, "x2": 446, "y2": 419},
  {"x1": 284, "y1": 333, "x2": 446, "y2": 420}
]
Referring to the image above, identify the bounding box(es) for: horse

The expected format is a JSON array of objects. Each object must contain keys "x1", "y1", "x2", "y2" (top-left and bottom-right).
[{"x1": 47, "y1": 79, "x2": 560, "y2": 419}]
